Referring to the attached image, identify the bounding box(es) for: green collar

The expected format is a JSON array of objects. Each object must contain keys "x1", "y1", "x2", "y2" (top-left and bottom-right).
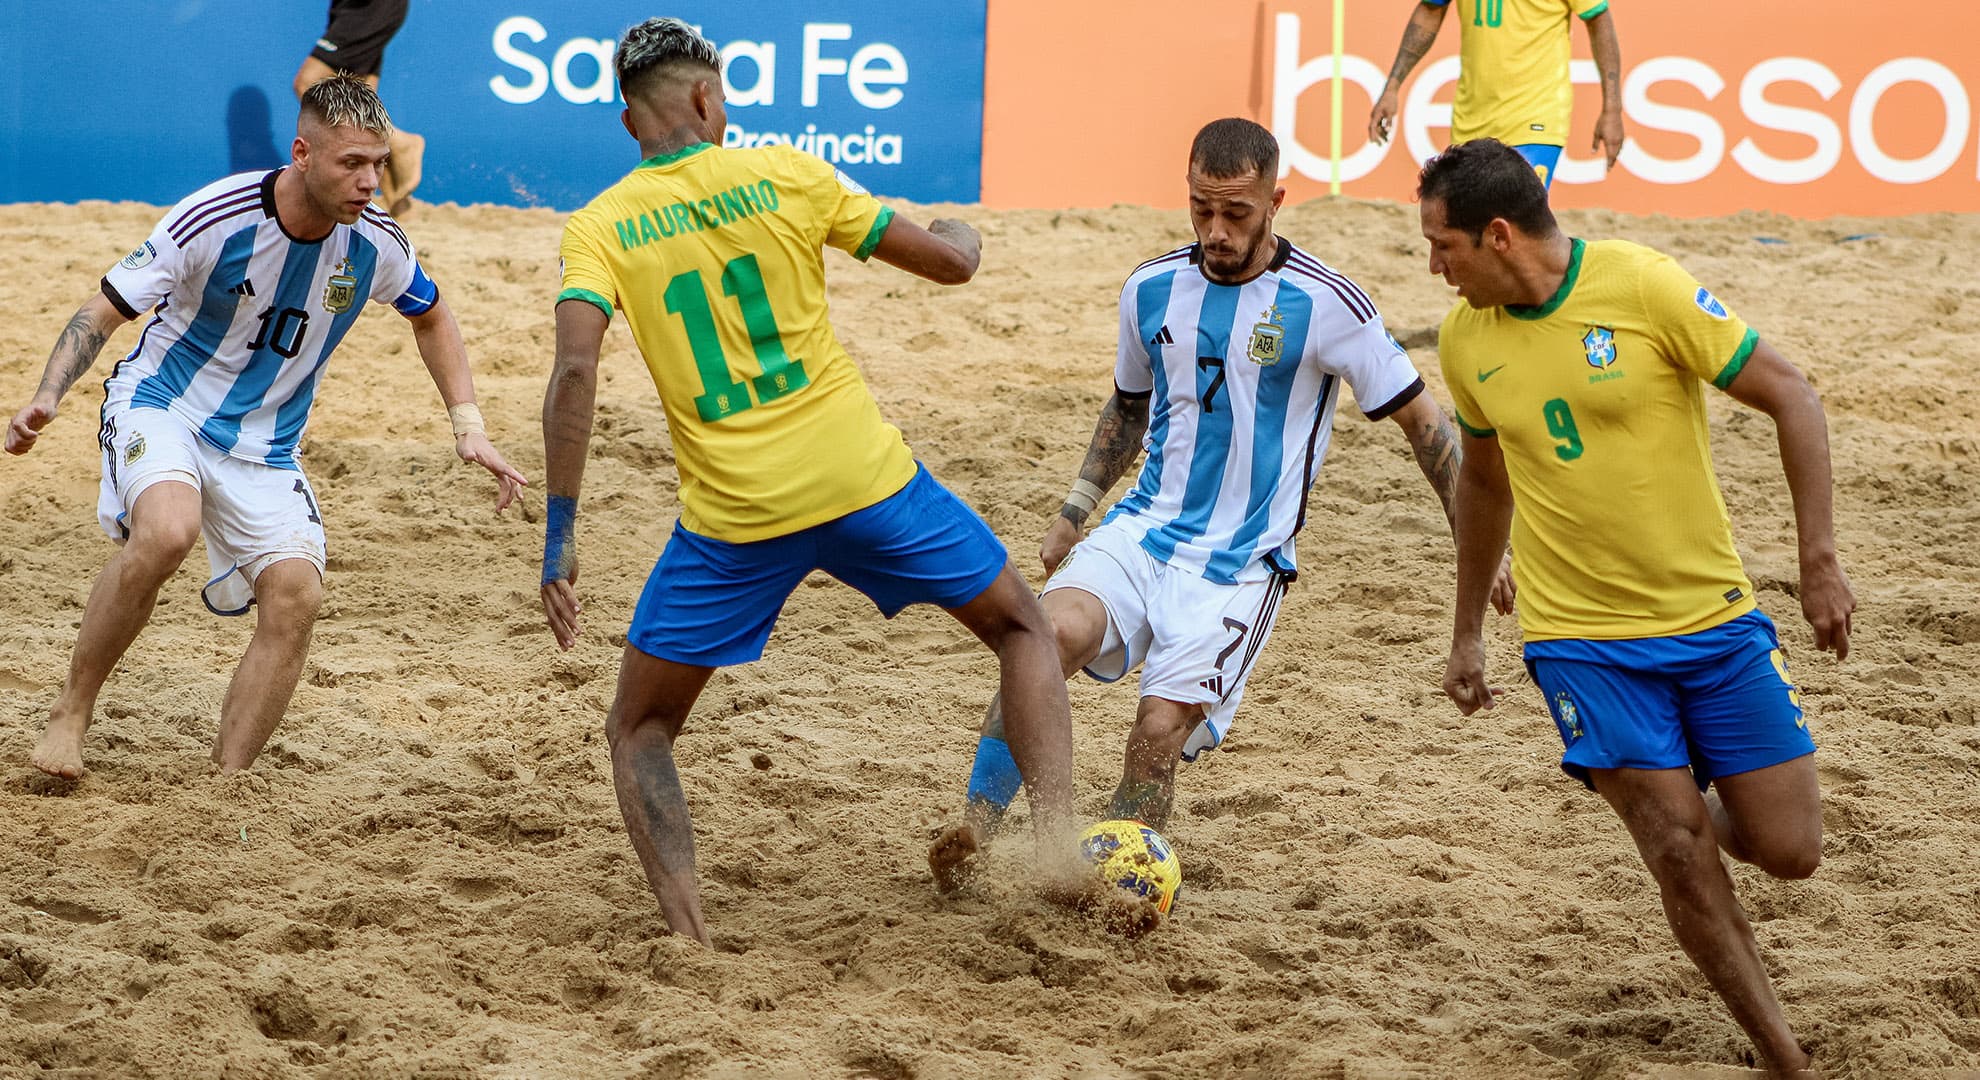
[
  {"x1": 1507, "y1": 237, "x2": 1584, "y2": 320},
  {"x1": 637, "y1": 142, "x2": 714, "y2": 169}
]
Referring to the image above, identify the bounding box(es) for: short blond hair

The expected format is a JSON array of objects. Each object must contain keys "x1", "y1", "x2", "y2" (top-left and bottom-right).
[{"x1": 299, "y1": 72, "x2": 394, "y2": 138}]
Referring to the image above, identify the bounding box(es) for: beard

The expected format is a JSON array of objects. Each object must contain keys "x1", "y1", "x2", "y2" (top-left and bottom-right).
[{"x1": 1200, "y1": 226, "x2": 1271, "y2": 280}]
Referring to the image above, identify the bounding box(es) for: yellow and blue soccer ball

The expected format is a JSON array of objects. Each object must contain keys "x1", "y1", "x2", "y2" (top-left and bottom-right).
[{"x1": 1078, "y1": 819, "x2": 1182, "y2": 915}]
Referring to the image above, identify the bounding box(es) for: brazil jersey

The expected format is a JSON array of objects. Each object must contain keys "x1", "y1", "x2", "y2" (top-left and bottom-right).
[
  {"x1": 1439, "y1": 238, "x2": 1760, "y2": 641},
  {"x1": 1424, "y1": 0, "x2": 1610, "y2": 149},
  {"x1": 558, "y1": 142, "x2": 913, "y2": 542}
]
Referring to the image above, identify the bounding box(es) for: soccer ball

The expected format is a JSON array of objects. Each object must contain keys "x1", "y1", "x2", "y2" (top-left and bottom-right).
[{"x1": 1078, "y1": 819, "x2": 1182, "y2": 915}]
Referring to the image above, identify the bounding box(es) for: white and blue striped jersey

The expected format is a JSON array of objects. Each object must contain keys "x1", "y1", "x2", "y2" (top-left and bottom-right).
[
  {"x1": 1105, "y1": 239, "x2": 1424, "y2": 585},
  {"x1": 99, "y1": 169, "x2": 436, "y2": 469}
]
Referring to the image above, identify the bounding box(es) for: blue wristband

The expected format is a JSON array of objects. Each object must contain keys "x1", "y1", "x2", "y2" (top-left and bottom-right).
[{"x1": 542, "y1": 494, "x2": 576, "y2": 586}]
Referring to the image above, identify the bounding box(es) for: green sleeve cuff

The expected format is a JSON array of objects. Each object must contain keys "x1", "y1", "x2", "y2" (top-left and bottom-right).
[
  {"x1": 1454, "y1": 410, "x2": 1496, "y2": 438},
  {"x1": 557, "y1": 287, "x2": 613, "y2": 320},
  {"x1": 854, "y1": 206, "x2": 895, "y2": 261},
  {"x1": 1711, "y1": 327, "x2": 1759, "y2": 389},
  {"x1": 1579, "y1": 0, "x2": 1609, "y2": 18}
]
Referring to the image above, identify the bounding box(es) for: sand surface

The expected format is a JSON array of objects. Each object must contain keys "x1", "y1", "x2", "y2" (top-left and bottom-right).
[{"x1": 1, "y1": 194, "x2": 1977, "y2": 1079}]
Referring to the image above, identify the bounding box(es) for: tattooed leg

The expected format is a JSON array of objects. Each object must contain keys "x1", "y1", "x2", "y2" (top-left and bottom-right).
[
  {"x1": 605, "y1": 646, "x2": 716, "y2": 944},
  {"x1": 1108, "y1": 697, "x2": 1201, "y2": 830}
]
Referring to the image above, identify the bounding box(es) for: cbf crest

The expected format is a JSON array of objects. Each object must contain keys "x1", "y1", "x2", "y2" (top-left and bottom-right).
[
  {"x1": 1553, "y1": 690, "x2": 1583, "y2": 741},
  {"x1": 1581, "y1": 325, "x2": 1617, "y2": 369},
  {"x1": 322, "y1": 256, "x2": 358, "y2": 315},
  {"x1": 1247, "y1": 305, "x2": 1285, "y2": 366}
]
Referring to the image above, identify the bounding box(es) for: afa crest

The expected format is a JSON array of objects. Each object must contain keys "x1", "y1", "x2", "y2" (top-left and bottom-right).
[
  {"x1": 322, "y1": 256, "x2": 358, "y2": 315},
  {"x1": 123, "y1": 433, "x2": 147, "y2": 466},
  {"x1": 1247, "y1": 305, "x2": 1285, "y2": 366},
  {"x1": 1581, "y1": 326, "x2": 1617, "y2": 369},
  {"x1": 1553, "y1": 690, "x2": 1583, "y2": 740}
]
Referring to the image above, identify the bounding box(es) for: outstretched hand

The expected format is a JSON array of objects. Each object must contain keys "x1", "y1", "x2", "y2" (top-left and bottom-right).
[
  {"x1": 5, "y1": 395, "x2": 58, "y2": 455},
  {"x1": 455, "y1": 432, "x2": 527, "y2": 509}
]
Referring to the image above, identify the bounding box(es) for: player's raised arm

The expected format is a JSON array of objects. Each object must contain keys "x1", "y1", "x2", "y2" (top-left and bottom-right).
[
  {"x1": 403, "y1": 296, "x2": 527, "y2": 508},
  {"x1": 870, "y1": 216, "x2": 981, "y2": 285},
  {"x1": 6, "y1": 292, "x2": 131, "y2": 455},
  {"x1": 1715, "y1": 338, "x2": 1854, "y2": 659},
  {"x1": 539, "y1": 296, "x2": 608, "y2": 650}
]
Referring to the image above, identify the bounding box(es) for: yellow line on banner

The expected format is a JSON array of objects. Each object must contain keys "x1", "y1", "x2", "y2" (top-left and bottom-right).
[{"x1": 1330, "y1": 0, "x2": 1345, "y2": 195}]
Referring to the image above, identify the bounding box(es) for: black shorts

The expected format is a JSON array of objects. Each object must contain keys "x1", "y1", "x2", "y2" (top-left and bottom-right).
[{"x1": 309, "y1": 0, "x2": 409, "y2": 77}]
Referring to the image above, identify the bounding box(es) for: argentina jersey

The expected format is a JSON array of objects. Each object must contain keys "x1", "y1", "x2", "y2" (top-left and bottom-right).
[
  {"x1": 99, "y1": 169, "x2": 434, "y2": 469},
  {"x1": 1104, "y1": 239, "x2": 1423, "y2": 585}
]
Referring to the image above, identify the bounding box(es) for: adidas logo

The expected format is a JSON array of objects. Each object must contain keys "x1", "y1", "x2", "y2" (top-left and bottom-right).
[
  {"x1": 229, "y1": 280, "x2": 256, "y2": 298},
  {"x1": 1198, "y1": 674, "x2": 1224, "y2": 697},
  {"x1": 1150, "y1": 325, "x2": 1174, "y2": 347}
]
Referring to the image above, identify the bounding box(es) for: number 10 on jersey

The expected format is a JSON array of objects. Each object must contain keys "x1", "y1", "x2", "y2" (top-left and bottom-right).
[{"x1": 663, "y1": 254, "x2": 810, "y2": 423}]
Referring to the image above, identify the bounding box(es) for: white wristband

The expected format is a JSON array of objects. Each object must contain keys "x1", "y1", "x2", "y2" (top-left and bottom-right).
[
  {"x1": 447, "y1": 402, "x2": 485, "y2": 438},
  {"x1": 1063, "y1": 479, "x2": 1105, "y2": 516}
]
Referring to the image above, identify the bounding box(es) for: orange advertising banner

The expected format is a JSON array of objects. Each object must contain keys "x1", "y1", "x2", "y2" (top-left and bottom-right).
[{"x1": 981, "y1": 0, "x2": 1980, "y2": 216}]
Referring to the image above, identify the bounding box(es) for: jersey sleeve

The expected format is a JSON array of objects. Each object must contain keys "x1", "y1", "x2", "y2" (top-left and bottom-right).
[
  {"x1": 1438, "y1": 307, "x2": 1494, "y2": 436},
  {"x1": 1113, "y1": 279, "x2": 1156, "y2": 395},
  {"x1": 365, "y1": 220, "x2": 422, "y2": 308},
  {"x1": 556, "y1": 209, "x2": 619, "y2": 320},
  {"x1": 790, "y1": 149, "x2": 894, "y2": 261},
  {"x1": 1575, "y1": 0, "x2": 1610, "y2": 19},
  {"x1": 1640, "y1": 254, "x2": 1758, "y2": 390},
  {"x1": 1312, "y1": 310, "x2": 1424, "y2": 421},
  {"x1": 99, "y1": 212, "x2": 187, "y2": 318}
]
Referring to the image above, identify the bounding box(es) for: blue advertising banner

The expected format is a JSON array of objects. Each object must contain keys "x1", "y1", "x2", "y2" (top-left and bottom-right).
[{"x1": 0, "y1": 1, "x2": 984, "y2": 209}]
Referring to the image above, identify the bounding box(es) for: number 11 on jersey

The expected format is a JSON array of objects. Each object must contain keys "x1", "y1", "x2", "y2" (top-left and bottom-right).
[{"x1": 663, "y1": 253, "x2": 810, "y2": 423}]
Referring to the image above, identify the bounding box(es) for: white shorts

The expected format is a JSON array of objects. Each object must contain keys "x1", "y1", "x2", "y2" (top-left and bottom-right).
[
  {"x1": 1042, "y1": 517, "x2": 1290, "y2": 761},
  {"x1": 97, "y1": 407, "x2": 326, "y2": 616}
]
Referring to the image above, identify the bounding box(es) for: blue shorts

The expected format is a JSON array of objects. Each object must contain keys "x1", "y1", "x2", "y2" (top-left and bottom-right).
[
  {"x1": 1524, "y1": 610, "x2": 1814, "y2": 791},
  {"x1": 1512, "y1": 143, "x2": 1563, "y2": 190},
  {"x1": 628, "y1": 464, "x2": 1008, "y2": 667}
]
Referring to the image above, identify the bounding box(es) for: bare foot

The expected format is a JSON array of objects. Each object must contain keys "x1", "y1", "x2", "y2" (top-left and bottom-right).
[
  {"x1": 928, "y1": 822, "x2": 981, "y2": 893},
  {"x1": 30, "y1": 710, "x2": 88, "y2": 778}
]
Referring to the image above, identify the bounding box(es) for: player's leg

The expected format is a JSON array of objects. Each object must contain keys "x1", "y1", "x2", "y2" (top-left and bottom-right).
[
  {"x1": 33, "y1": 479, "x2": 201, "y2": 777},
  {"x1": 292, "y1": 56, "x2": 338, "y2": 100},
  {"x1": 1683, "y1": 614, "x2": 1822, "y2": 878},
  {"x1": 1117, "y1": 568, "x2": 1289, "y2": 828},
  {"x1": 818, "y1": 466, "x2": 1076, "y2": 840},
  {"x1": 212, "y1": 558, "x2": 322, "y2": 772},
  {"x1": 1110, "y1": 696, "x2": 1203, "y2": 828},
  {"x1": 607, "y1": 645, "x2": 717, "y2": 945},
  {"x1": 962, "y1": 586, "x2": 1107, "y2": 836},
  {"x1": 615, "y1": 523, "x2": 808, "y2": 941},
  {"x1": 1590, "y1": 766, "x2": 1813, "y2": 1074}
]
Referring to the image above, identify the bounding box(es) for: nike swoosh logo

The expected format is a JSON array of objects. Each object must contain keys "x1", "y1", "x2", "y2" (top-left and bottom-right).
[{"x1": 1477, "y1": 365, "x2": 1507, "y2": 382}]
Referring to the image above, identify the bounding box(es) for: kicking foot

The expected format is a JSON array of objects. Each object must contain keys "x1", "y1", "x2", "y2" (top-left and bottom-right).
[
  {"x1": 928, "y1": 822, "x2": 981, "y2": 894},
  {"x1": 30, "y1": 711, "x2": 88, "y2": 778}
]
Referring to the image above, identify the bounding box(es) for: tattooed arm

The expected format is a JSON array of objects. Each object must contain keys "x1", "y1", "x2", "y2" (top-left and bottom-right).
[
  {"x1": 1584, "y1": 9, "x2": 1626, "y2": 168},
  {"x1": 6, "y1": 292, "x2": 132, "y2": 455},
  {"x1": 1369, "y1": 2, "x2": 1450, "y2": 145},
  {"x1": 1040, "y1": 386, "x2": 1151, "y2": 573},
  {"x1": 1391, "y1": 390, "x2": 1515, "y2": 614}
]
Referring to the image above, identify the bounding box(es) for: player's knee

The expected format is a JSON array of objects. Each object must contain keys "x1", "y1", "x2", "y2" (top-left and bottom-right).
[
  {"x1": 606, "y1": 698, "x2": 690, "y2": 749},
  {"x1": 126, "y1": 517, "x2": 199, "y2": 573},
  {"x1": 254, "y1": 565, "x2": 323, "y2": 625},
  {"x1": 1756, "y1": 840, "x2": 1822, "y2": 881},
  {"x1": 1130, "y1": 702, "x2": 1194, "y2": 752},
  {"x1": 1638, "y1": 817, "x2": 1719, "y2": 886}
]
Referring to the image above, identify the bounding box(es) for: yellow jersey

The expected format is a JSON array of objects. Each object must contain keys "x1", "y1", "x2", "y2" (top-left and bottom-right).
[
  {"x1": 558, "y1": 142, "x2": 915, "y2": 542},
  {"x1": 1430, "y1": 0, "x2": 1610, "y2": 148},
  {"x1": 1439, "y1": 238, "x2": 1760, "y2": 641}
]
